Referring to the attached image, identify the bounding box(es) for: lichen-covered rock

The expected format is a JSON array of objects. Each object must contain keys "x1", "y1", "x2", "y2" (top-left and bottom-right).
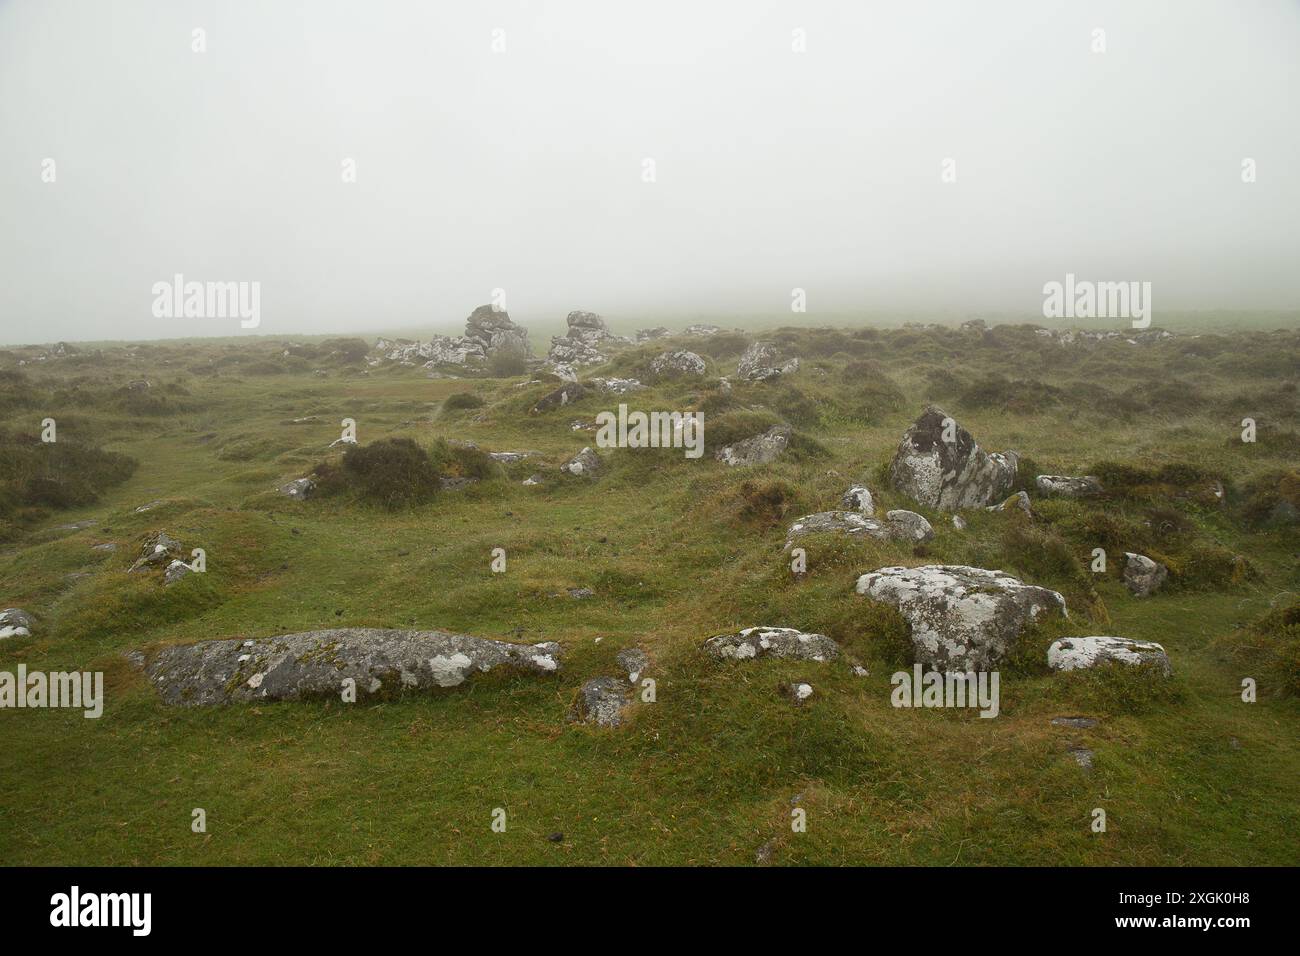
[
  {"x1": 1047, "y1": 636, "x2": 1172, "y2": 677},
  {"x1": 560, "y1": 447, "x2": 601, "y2": 477},
  {"x1": 635, "y1": 327, "x2": 671, "y2": 341},
  {"x1": 888, "y1": 406, "x2": 1018, "y2": 511},
  {"x1": 279, "y1": 477, "x2": 315, "y2": 500},
  {"x1": 885, "y1": 509, "x2": 935, "y2": 543},
  {"x1": 128, "y1": 531, "x2": 186, "y2": 574},
  {"x1": 703, "y1": 626, "x2": 839, "y2": 662},
  {"x1": 683, "y1": 324, "x2": 721, "y2": 337},
  {"x1": 1036, "y1": 475, "x2": 1102, "y2": 498},
  {"x1": 855, "y1": 565, "x2": 1067, "y2": 670},
  {"x1": 841, "y1": 486, "x2": 875, "y2": 516},
  {"x1": 650, "y1": 349, "x2": 706, "y2": 378},
  {"x1": 163, "y1": 559, "x2": 194, "y2": 586},
  {"x1": 783, "y1": 509, "x2": 932, "y2": 549},
  {"x1": 616, "y1": 647, "x2": 649, "y2": 683},
  {"x1": 571, "y1": 676, "x2": 632, "y2": 727},
  {"x1": 0, "y1": 608, "x2": 34, "y2": 640},
  {"x1": 989, "y1": 490, "x2": 1032, "y2": 515},
  {"x1": 145, "y1": 628, "x2": 562, "y2": 706},
  {"x1": 716, "y1": 425, "x2": 791, "y2": 467},
  {"x1": 780, "y1": 680, "x2": 815, "y2": 705},
  {"x1": 532, "y1": 382, "x2": 588, "y2": 414},
  {"x1": 587, "y1": 377, "x2": 645, "y2": 395},
  {"x1": 1123, "y1": 552, "x2": 1168, "y2": 597},
  {"x1": 735, "y1": 342, "x2": 799, "y2": 382}
]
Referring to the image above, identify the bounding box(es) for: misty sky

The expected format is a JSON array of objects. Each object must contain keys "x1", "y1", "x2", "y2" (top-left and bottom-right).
[{"x1": 1, "y1": 0, "x2": 1297, "y2": 344}]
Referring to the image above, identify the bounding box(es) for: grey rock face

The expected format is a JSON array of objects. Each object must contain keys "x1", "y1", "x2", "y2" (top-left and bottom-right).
[
  {"x1": 279, "y1": 477, "x2": 315, "y2": 500},
  {"x1": 1123, "y1": 552, "x2": 1168, "y2": 597},
  {"x1": 572, "y1": 676, "x2": 632, "y2": 727},
  {"x1": 128, "y1": 532, "x2": 186, "y2": 574},
  {"x1": 840, "y1": 486, "x2": 875, "y2": 516},
  {"x1": 649, "y1": 349, "x2": 706, "y2": 378},
  {"x1": 546, "y1": 337, "x2": 605, "y2": 368},
  {"x1": 532, "y1": 382, "x2": 589, "y2": 413},
  {"x1": 735, "y1": 342, "x2": 799, "y2": 382},
  {"x1": 683, "y1": 324, "x2": 721, "y2": 336},
  {"x1": 464, "y1": 304, "x2": 530, "y2": 357},
  {"x1": 855, "y1": 565, "x2": 1067, "y2": 670},
  {"x1": 1047, "y1": 636, "x2": 1172, "y2": 676},
  {"x1": 703, "y1": 626, "x2": 839, "y2": 662},
  {"x1": 780, "y1": 681, "x2": 815, "y2": 705},
  {"x1": 0, "y1": 608, "x2": 34, "y2": 640},
  {"x1": 1036, "y1": 475, "x2": 1103, "y2": 498},
  {"x1": 145, "y1": 628, "x2": 563, "y2": 706},
  {"x1": 716, "y1": 425, "x2": 791, "y2": 467},
  {"x1": 888, "y1": 406, "x2": 1018, "y2": 511},
  {"x1": 566, "y1": 310, "x2": 607, "y2": 332},
  {"x1": 635, "y1": 327, "x2": 671, "y2": 342},
  {"x1": 560, "y1": 447, "x2": 601, "y2": 477},
  {"x1": 783, "y1": 509, "x2": 932, "y2": 549}
]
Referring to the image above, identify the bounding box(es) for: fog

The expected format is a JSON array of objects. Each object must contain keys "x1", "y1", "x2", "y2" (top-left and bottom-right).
[{"x1": 1, "y1": 0, "x2": 1297, "y2": 345}]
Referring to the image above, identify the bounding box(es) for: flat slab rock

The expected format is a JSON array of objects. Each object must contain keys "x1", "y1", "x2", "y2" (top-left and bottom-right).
[
  {"x1": 783, "y1": 509, "x2": 933, "y2": 549},
  {"x1": 704, "y1": 626, "x2": 839, "y2": 662},
  {"x1": 146, "y1": 628, "x2": 562, "y2": 706},
  {"x1": 1047, "y1": 636, "x2": 1172, "y2": 676},
  {"x1": 855, "y1": 565, "x2": 1067, "y2": 671}
]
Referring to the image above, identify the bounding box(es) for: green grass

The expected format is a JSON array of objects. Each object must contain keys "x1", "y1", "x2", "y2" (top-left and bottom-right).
[{"x1": 1, "y1": 320, "x2": 1297, "y2": 865}]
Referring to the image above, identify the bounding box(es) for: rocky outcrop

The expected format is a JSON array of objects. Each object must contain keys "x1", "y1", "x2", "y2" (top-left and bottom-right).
[
  {"x1": 888, "y1": 407, "x2": 1018, "y2": 511},
  {"x1": 783, "y1": 510, "x2": 933, "y2": 549},
  {"x1": 0, "y1": 608, "x2": 34, "y2": 640},
  {"x1": 649, "y1": 349, "x2": 706, "y2": 378},
  {"x1": 146, "y1": 628, "x2": 562, "y2": 705},
  {"x1": 735, "y1": 342, "x2": 799, "y2": 382},
  {"x1": 1123, "y1": 552, "x2": 1168, "y2": 597},
  {"x1": 1047, "y1": 636, "x2": 1172, "y2": 676},
  {"x1": 1036, "y1": 475, "x2": 1103, "y2": 498},
  {"x1": 635, "y1": 327, "x2": 671, "y2": 342},
  {"x1": 560, "y1": 447, "x2": 601, "y2": 477},
  {"x1": 370, "y1": 305, "x2": 530, "y2": 368},
  {"x1": 704, "y1": 626, "x2": 839, "y2": 662},
  {"x1": 716, "y1": 425, "x2": 791, "y2": 467},
  {"x1": 855, "y1": 565, "x2": 1067, "y2": 670}
]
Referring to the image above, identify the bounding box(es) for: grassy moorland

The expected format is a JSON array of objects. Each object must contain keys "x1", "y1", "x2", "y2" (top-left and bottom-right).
[{"x1": 0, "y1": 318, "x2": 1297, "y2": 866}]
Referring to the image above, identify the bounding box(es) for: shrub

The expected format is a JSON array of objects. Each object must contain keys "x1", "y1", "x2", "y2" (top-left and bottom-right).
[
  {"x1": 313, "y1": 437, "x2": 441, "y2": 509},
  {"x1": 443, "y1": 391, "x2": 485, "y2": 411},
  {"x1": 729, "y1": 480, "x2": 806, "y2": 530},
  {"x1": 0, "y1": 428, "x2": 137, "y2": 524},
  {"x1": 1215, "y1": 603, "x2": 1300, "y2": 698}
]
